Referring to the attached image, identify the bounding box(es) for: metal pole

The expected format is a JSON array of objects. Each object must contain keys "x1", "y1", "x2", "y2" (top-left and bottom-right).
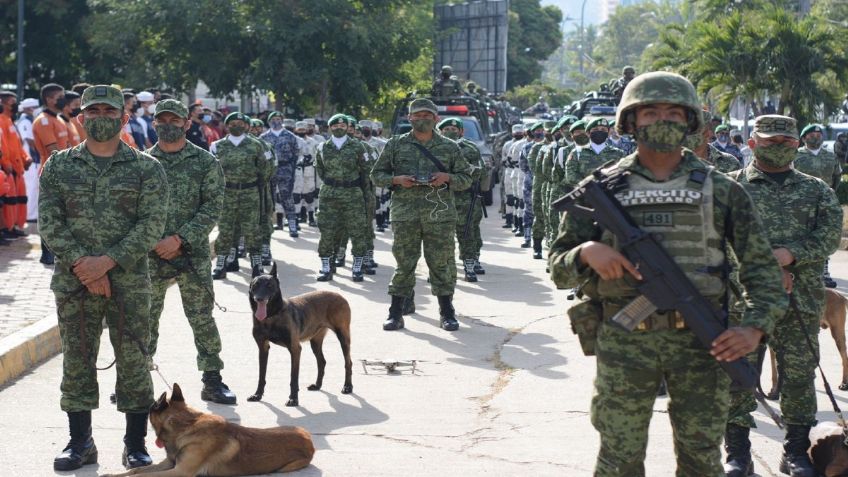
[
  {"x1": 579, "y1": 0, "x2": 587, "y2": 83},
  {"x1": 16, "y1": 0, "x2": 24, "y2": 99}
]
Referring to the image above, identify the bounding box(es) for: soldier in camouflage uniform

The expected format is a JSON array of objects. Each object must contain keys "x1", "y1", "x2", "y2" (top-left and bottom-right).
[
  {"x1": 250, "y1": 118, "x2": 277, "y2": 266},
  {"x1": 548, "y1": 116, "x2": 579, "y2": 237},
  {"x1": 145, "y1": 99, "x2": 236, "y2": 408},
  {"x1": 40, "y1": 85, "x2": 169, "y2": 471},
  {"x1": 606, "y1": 120, "x2": 636, "y2": 155},
  {"x1": 211, "y1": 112, "x2": 273, "y2": 279},
  {"x1": 682, "y1": 110, "x2": 742, "y2": 174},
  {"x1": 519, "y1": 122, "x2": 544, "y2": 249},
  {"x1": 795, "y1": 123, "x2": 842, "y2": 288},
  {"x1": 549, "y1": 73, "x2": 785, "y2": 477},
  {"x1": 539, "y1": 121, "x2": 564, "y2": 247},
  {"x1": 371, "y1": 99, "x2": 472, "y2": 332},
  {"x1": 431, "y1": 65, "x2": 463, "y2": 97},
  {"x1": 563, "y1": 118, "x2": 626, "y2": 186},
  {"x1": 438, "y1": 118, "x2": 489, "y2": 282},
  {"x1": 259, "y1": 112, "x2": 300, "y2": 237},
  {"x1": 314, "y1": 114, "x2": 370, "y2": 282},
  {"x1": 529, "y1": 122, "x2": 555, "y2": 256},
  {"x1": 724, "y1": 115, "x2": 842, "y2": 477}
]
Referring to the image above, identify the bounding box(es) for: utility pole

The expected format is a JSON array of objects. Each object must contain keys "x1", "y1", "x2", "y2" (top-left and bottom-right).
[
  {"x1": 16, "y1": 0, "x2": 24, "y2": 98},
  {"x1": 579, "y1": 0, "x2": 587, "y2": 79}
]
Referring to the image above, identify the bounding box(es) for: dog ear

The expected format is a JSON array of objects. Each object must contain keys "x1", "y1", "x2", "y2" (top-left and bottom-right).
[
  {"x1": 271, "y1": 262, "x2": 277, "y2": 277},
  {"x1": 171, "y1": 383, "x2": 185, "y2": 402},
  {"x1": 151, "y1": 391, "x2": 169, "y2": 412}
]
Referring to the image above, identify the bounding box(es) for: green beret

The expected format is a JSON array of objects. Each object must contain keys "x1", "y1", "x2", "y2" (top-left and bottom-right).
[
  {"x1": 543, "y1": 120, "x2": 557, "y2": 131},
  {"x1": 345, "y1": 115, "x2": 357, "y2": 126},
  {"x1": 608, "y1": 120, "x2": 616, "y2": 128},
  {"x1": 224, "y1": 112, "x2": 248, "y2": 124},
  {"x1": 81, "y1": 85, "x2": 123, "y2": 111},
  {"x1": 714, "y1": 124, "x2": 730, "y2": 133},
  {"x1": 569, "y1": 120, "x2": 587, "y2": 133},
  {"x1": 267, "y1": 111, "x2": 282, "y2": 121},
  {"x1": 153, "y1": 99, "x2": 188, "y2": 119},
  {"x1": 528, "y1": 122, "x2": 545, "y2": 132},
  {"x1": 437, "y1": 118, "x2": 463, "y2": 130},
  {"x1": 328, "y1": 114, "x2": 347, "y2": 126},
  {"x1": 409, "y1": 98, "x2": 438, "y2": 115},
  {"x1": 800, "y1": 123, "x2": 824, "y2": 138},
  {"x1": 250, "y1": 118, "x2": 264, "y2": 127},
  {"x1": 586, "y1": 117, "x2": 610, "y2": 130}
]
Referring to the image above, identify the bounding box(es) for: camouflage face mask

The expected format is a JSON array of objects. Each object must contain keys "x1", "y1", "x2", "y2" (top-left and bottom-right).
[
  {"x1": 155, "y1": 123, "x2": 185, "y2": 143},
  {"x1": 84, "y1": 116, "x2": 123, "y2": 142},
  {"x1": 331, "y1": 128, "x2": 347, "y2": 138},
  {"x1": 228, "y1": 125, "x2": 246, "y2": 136},
  {"x1": 754, "y1": 143, "x2": 796, "y2": 168},
  {"x1": 634, "y1": 120, "x2": 688, "y2": 153},
  {"x1": 805, "y1": 136, "x2": 823, "y2": 149},
  {"x1": 441, "y1": 130, "x2": 460, "y2": 140},
  {"x1": 411, "y1": 119, "x2": 435, "y2": 133},
  {"x1": 682, "y1": 132, "x2": 705, "y2": 151}
]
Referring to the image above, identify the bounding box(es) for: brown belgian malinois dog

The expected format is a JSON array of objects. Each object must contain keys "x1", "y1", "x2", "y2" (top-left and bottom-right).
[
  {"x1": 101, "y1": 383, "x2": 314, "y2": 477},
  {"x1": 247, "y1": 263, "x2": 353, "y2": 406}
]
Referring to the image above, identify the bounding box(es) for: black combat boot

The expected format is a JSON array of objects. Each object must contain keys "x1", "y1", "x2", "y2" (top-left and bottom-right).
[
  {"x1": 330, "y1": 254, "x2": 338, "y2": 274},
  {"x1": 503, "y1": 213, "x2": 513, "y2": 229},
  {"x1": 438, "y1": 295, "x2": 459, "y2": 331},
  {"x1": 308, "y1": 211, "x2": 317, "y2": 227},
  {"x1": 532, "y1": 238, "x2": 543, "y2": 259},
  {"x1": 299, "y1": 207, "x2": 307, "y2": 223},
  {"x1": 824, "y1": 260, "x2": 837, "y2": 288},
  {"x1": 402, "y1": 293, "x2": 415, "y2": 315},
  {"x1": 54, "y1": 411, "x2": 98, "y2": 471},
  {"x1": 366, "y1": 249, "x2": 378, "y2": 269},
  {"x1": 122, "y1": 412, "x2": 152, "y2": 469},
  {"x1": 463, "y1": 259, "x2": 478, "y2": 282},
  {"x1": 376, "y1": 213, "x2": 385, "y2": 232},
  {"x1": 352, "y1": 256, "x2": 365, "y2": 282},
  {"x1": 514, "y1": 216, "x2": 524, "y2": 236},
  {"x1": 201, "y1": 370, "x2": 237, "y2": 404},
  {"x1": 473, "y1": 258, "x2": 485, "y2": 275},
  {"x1": 288, "y1": 218, "x2": 299, "y2": 238},
  {"x1": 212, "y1": 255, "x2": 227, "y2": 280},
  {"x1": 779, "y1": 425, "x2": 815, "y2": 477},
  {"x1": 335, "y1": 252, "x2": 346, "y2": 268},
  {"x1": 250, "y1": 254, "x2": 263, "y2": 278},
  {"x1": 275, "y1": 213, "x2": 284, "y2": 230},
  {"x1": 724, "y1": 424, "x2": 754, "y2": 477},
  {"x1": 383, "y1": 295, "x2": 405, "y2": 331},
  {"x1": 316, "y1": 257, "x2": 333, "y2": 282},
  {"x1": 261, "y1": 243, "x2": 272, "y2": 266},
  {"x1": 225, "y1": 247, "x2": 239, "y2": 272}
]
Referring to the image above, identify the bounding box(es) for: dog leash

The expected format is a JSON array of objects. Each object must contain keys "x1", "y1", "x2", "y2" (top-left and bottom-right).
[
  {"x1": 158, "y1": 250, "x2": 228, "y2": 312},
  {"x1": 788, "y1": 294, "x2": 848, "y2": 443}
]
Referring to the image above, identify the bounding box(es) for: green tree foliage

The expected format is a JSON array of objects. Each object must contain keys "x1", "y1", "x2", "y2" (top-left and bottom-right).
[
  {"x1": 504, "y1": 82, "x2": 574, "y2": 110},
  {"x1": 507, "y1": 0, "x2": 562, "y2": 89}
]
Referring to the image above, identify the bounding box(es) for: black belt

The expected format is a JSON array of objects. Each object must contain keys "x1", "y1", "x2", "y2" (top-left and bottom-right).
[
  {"x1": 324, "y1": 178, "x2": 361, "y2": 188},
  {"x1": 226, "y1": 180, "x2": 258, "y2": 190}
]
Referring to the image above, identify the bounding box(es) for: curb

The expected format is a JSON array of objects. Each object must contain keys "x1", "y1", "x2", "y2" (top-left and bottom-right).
[{"x1": 0, "y1": 315, "x2": 60, "y2": 387}]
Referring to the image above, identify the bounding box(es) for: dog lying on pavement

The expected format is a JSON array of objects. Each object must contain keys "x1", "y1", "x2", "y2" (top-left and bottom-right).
[
  {"x1": 101, "y1": 383, "x2": 314, "y2": 476},
  {"x1": 809, "y1": 421, "x2": 848, "y2": 477},
  {"x1": 248, "y1": 263, "x2": 353, "y2": 406}
]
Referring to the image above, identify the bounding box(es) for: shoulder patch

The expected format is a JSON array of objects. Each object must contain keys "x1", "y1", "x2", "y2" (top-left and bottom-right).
[{"x1": 264, "y1": 150, "x2": 272, "y2": 160}]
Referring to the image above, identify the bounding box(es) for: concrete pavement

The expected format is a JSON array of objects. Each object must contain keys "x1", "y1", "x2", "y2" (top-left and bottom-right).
[{"x1": 2, "y1": 208, "x2": 848, "y2": 476}]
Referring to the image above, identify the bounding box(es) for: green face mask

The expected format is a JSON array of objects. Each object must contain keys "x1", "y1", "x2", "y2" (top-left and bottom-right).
[
  {"x1": 573, "y1": 134, "x2": 589, "y2": 146},
  {"x1": 755, "y1": 143, "x2": 796, "y2": 168},
  {"x1": 442, "y1": 131, "x2": 460, "y2": 140},
  {"x1": 634, "y1": 120, "x2": 688, "y2": 153},
  {"x1": 331, "y1": 128, "x2": 347, "y2": 138},
  {"x1": 228, "y1": 125, "x2": 245, "y2": 136},
  {"x1": 682, "y1": 132, "x2": 704, "y2": 151},
  {"x1": 805, "y1": 137, "x2": 823, "y2": 149},
  {"x1": 155, "y1": 123, "x2": 185, "y2": 143},
  {"x1": 411, "y1": 119, "x2": 435, "y2": 133},
  {"x1": 84, "y1": 117, "x2": 123, "y2": 143}
]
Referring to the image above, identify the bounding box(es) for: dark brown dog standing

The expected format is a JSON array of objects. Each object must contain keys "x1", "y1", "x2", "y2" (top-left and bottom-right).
[
  {"x1": 101, "y1": 383, "x2": 314, "y2": 477},
  {"x1": 248, "y1": 263, "x2": 353, "y2": 406}
]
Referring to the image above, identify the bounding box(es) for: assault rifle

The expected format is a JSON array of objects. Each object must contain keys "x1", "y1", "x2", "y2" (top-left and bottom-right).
[{"x1": 551, "y1": 168, "x2": 759, "y2": 390}]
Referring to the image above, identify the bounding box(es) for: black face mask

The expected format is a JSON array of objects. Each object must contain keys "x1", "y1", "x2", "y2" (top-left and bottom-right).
[
  {"x1": 55, "y1": 98, "x2": 66, "y2": 110},
  {"x1": 553, "y1": 132, "x2": 563, "y2": 141},
  {"x1": 71, "y1": 108, "x2": 81, "y2": 117},
  {"x1": 295, "y1": 132, "x2": 306, "y2": 138},
  {"x1": 513, "y1": 134, "x2": 523, "y2": 140},
  {"x1": 362, "y1": 130, "x2": 371, "y2": 138},
  {"x1": 590, "y1": 131, "x2": 609, "y2": 144},
  {"x1": 441, "y1": 73, "x2": 450, "y2": 80}
]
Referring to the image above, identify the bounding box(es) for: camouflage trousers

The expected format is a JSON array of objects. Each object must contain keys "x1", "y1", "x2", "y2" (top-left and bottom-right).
[
  {"x1": 388, "y1": 220, "x2": 456, "y2": 297},
  {"x1": 729, "y1": 310, "x2": 819, "y2": 428},
  {"x1": 531, "y1": 179, "x2": 546, "y2": 241},
  {"x1": 149, "y1": 257, "x2": 224, "y2": 372},
  {"x1": 455, "y1": 196, "x2": 483, "y2": 260},
  {"x1": 337, "y1": 191, "x2": 376, "y2": 256},
  {"x1": 273, "y1": 164, "x2": 297, "y2": 219},
  {"x1": 522, "y1": 173, "x2": 534, "y2": 228},
  {"x1": 55, "y1": 288, "x2": 154, "y2": 413},
  {"x1": 318, "y1": 196, "x2": 368, "y2": 257},
  {"x1": 592, "y1": 321, "x2": 730, "y2": 477},
  {"x1": 548, "y1": 184, "x2": 568, "y2": 239},
  {"x1": 215, "y1": 188, "x2": 262, "y2": 255},
  {"x1": 263, "y1": 183, "x2": 274, "y2": 244}
]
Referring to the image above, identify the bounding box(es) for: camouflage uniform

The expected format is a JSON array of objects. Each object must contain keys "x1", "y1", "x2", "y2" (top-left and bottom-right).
[
  {"x1": 371, "y1": 130, "x2": 472, "y2": 298},
  {"x1": 529, "y1": 140, "x2": 549, "y2": 246},
  {"x1": 145, "y1": 138, "x2": 225, "y2": 372},
  {"x1": 702, "y1": 145, "x2": 742, "y2": 173},
  {"x1": 315, "y1": 121, "x2": 370, "y2": 280},
  {"x1": 794, "y1": 145, "x2": 841, "y2": 190},
  {"x1": 455, "y1": 137, "x2": 487, "y2": 262},
  {"x1": 519, "y1": 138, "x2": 538, "y2": 245},
  {"x1": 40, "y1": 139, "x2": 168, "y2": 413},
  {"x1": 211, "y1": 128, "x2": 272, "y2": 270},
  {"x1": 549, "y1": 73, "x2": 786, "y2": 477},
  {"x1": 259, "y1": 115, "x2": 300, "y2": 234},
  {"x1": 292, "y1": 125, "x2": 320, "y2": 219}
]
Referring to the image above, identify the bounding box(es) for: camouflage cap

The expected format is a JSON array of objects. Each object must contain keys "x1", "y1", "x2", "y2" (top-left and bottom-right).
[
  {"x1": 224, "y1": 112, "x2": 249, "y2": 124},
  {"x1": 437, "y1": 117, "x2": 463, "y2": 130},
  {"x1": 569, "y1": 120, "x2": 587, "y2": 133},
  {"x1": 328, "y1": 114, "x2": 347, "y2": 126},
  {"x1": 153, "y1": 99, "x2": 188, "y2": 119},
  {"x1": 81, "y1": 85, "x2": 124, "y2": 111},
  {"x1": 586, "y1": 117, "x2": 610, "y2": 131},
  {"x1": 752, "y1": 115, "x2": 798, "y2": 139},
  {"x1": 800, "y1": 123, "x2": 824, "y2": 138},
  {"x1": 408, "y1": 98, "x2": 438, "y2": 115}
]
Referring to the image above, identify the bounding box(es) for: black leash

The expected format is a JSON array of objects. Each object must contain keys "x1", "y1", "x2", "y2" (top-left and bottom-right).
[
  {"x1": 788, "y1": 294, "x2": 847, "y2": 441},
  {"x1": 157, "y1": 249, "x2": 227, "y2": 312}
]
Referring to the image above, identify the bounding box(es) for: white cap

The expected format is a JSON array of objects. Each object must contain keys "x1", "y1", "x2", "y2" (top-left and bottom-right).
[
  {"x1": 295, "y1": 121, "x2": 307, "y2": 129},
  {"x1": 136, "y1": 91, "x2": 154, "y2": 102},
  {"x1": 20, "y1": 98, "x2": 39, "y2": 109},
  {"x1": 304, "y1": 118, "x2": 316, "y2": 125},
  {"x1": 512, "y1": 124, "x2": 525, "y2": 133},
  {"x1": 358, "y1": 120, "x2": 373, "y2": 128}
]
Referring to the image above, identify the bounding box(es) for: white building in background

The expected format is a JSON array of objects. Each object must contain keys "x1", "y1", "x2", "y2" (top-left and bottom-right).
[{"x1": 601, "y1": 0, "x2": 619, "y2": 22}]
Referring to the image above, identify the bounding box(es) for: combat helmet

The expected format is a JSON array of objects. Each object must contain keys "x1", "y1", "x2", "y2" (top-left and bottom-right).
[{"x1": 615, "y1": 71, "x2": 702, "y2": 136}]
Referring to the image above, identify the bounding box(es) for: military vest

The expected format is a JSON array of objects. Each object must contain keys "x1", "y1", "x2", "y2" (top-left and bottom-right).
[{"x1": 597, "y1": 166, "x2": 726, "y2": 299}]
